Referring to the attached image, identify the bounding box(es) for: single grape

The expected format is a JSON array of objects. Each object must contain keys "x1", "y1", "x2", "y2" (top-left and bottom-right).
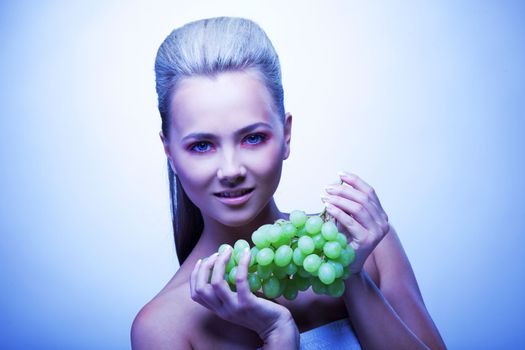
[
  {"x1": 305, "y1": 216, "x2": 324, "y2": 235},
  {"x1": 268, "y1": 224, "x2": 283, "y2": 243},
  {"x1": 311, "y1": 277, "x2": 328, "y2": 295},
  {"x1": 283, "y1": 280, "x2": 299, "y2": 300},
  {"x1": 283, "y1": 262, "x2": 298, "y2": 276},
  {"x1": 297, "y1": 266, "x2": 311, "y2": 278},
  {"x1": 290, "y1": 210, "x2": 307, "y2": 227},
  {"x1": 327, "y1": 278, "x2": 345, "y2": 297},
  {"x1": 292, "y1": 247, "x2": 306, "y2": 266},
  {"x1": 249, "y1": 246, "x2": 259, "y2": 267},
  {"x1": 336, "y1": 232, "x2": 348, "y2": 248},
  {"x1": 257, "y1": 263, "x2": 273, "y2": 280},
  {"x1": 225, "y1": 256, "x2": 236, "y2": 273},
  {"x1": 312, "y1": 234, "x2": 326, "y2": 250},
  {"x1": 327, "y1": 260, "x2": 344, "y2": 278},
  {"x1": 252, "y1": 229, "x2": 271, "y2": 249},
  {"x1": 273, "y1": 265, "x2": 288, "y2": 279},
  {"x1": 303, "y1": 254, "x2": 322, "y2": 273},
  {"x1": 278, "y1": 278, "x2": 286, "y2": 296},
  {"x1": 233, "y1": 250, "x2": 244, "y2": 264},
  {"x1": 274, "y1": 245, "x2": 293, "y2": 267},
  {"x1": 323, "y1": 241, "x2": 342, "y2": 259},
  {"x1": 275, "y1": 218, "x2": 288, "y2": 226},
  {"x1": 228, "y1": 266, "x2": 238, "y2": 285},
  {"x1": 234, "y1": 239, "x2": 250, "y2": 253},
  {"x1": 273, "y1": 234, "x2": 291, "y2": 248},
  {"x1": 282, "y1": 222, "x2": 297, "y2": 239},
  {"x1": 318, "y1": 262, "x2": 336, "y2": 285},
  {"x1": 256, "y1": 247, "x2": 275, "y2": 266},
  {"x1": 296, "y1": 225, "x2": 309, "y2": 237},
  {"x1": 262, "y1": 276, "x2": 281, "y2": 299},
  {"x1": 248, "y1": 273, "x2": 262, "y2": 292},
  {"x1": 321, "y1": 221, "x2": 338, "y2": 241},
  {"x1": 338, "y1": 245, "x2": 356, "y2": 266},
  {"x1": 292, "y1": 275, "x2": 311, "y2": 291},
  {"x1": 298, "y1": 236, "x2": 315, "y2": 255},
  {"x1": 218, "y1": 243, "x2": 232, "y2": 254}
]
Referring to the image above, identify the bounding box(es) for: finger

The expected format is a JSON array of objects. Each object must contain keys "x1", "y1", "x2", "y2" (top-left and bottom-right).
[
  {"x1": 195, "y1": 253, "x2": 222, "y2": 309},
  {"x1": 338, "y1": 171, "x2": 385, "y2": 212},
  {"x1": 210, "y1": 246, "x2": 236, "y2": 305},
  {"x1": 236, "y1": 248, "x2": 254, "y2": 304},
  {"x1": 324, "y1": 202, "x2": 369, "y2": 243},
  {"x1": 324, "y1": 184, "x2": 383, "y2": 225},
  {"x1": 190, "y1": 258, "x2": 215, "y2": 310},
  {"x1": 189, "y1": 258, "x2": 202, "y2": 299},
  {"x1": 322, "y1": 194, "x2": 379, "y2": 233}
]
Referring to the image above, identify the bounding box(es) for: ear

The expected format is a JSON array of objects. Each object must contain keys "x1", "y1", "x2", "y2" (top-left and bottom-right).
[
  {"x1": 282, "y1": 112, "x2": 292, "y2": 160},
  {"x1": 159, "y1": 130, "x2": 177, "y2": 175}
]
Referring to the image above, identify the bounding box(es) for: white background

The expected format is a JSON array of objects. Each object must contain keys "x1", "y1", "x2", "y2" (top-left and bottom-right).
[{"x1": 1, "y1": 0, "x2": 524, "y2": 348}]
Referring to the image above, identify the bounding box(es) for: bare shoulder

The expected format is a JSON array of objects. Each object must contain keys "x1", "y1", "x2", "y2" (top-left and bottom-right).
[{"x1": 131, "y1": 282, "x2": 194, "y2": 350}]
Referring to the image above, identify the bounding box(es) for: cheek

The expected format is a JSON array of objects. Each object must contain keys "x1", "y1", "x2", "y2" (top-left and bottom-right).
[
  {"x1": 245, "y1": 143, "x2": 284, "y2": 184},
  {"x1": 172, "y1": 156, "x2": 216, "y2": 201}
]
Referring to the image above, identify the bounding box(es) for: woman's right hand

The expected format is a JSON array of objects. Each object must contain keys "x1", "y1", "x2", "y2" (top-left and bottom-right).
[{"x1": 190, "y1": 247, "x2": 299, "y2": 348}]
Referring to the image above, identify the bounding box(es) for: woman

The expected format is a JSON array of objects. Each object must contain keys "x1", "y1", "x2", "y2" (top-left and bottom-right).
[{"x1": 131, "y1": 16, "x2": 446, "y2": 349}]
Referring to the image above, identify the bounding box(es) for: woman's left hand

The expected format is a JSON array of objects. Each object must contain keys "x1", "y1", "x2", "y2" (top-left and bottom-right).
[{"x1": 321, "y1": 171, "x2": 390, "y2": 274}]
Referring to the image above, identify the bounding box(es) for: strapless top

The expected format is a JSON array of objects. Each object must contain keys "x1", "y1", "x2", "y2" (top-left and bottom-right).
[
  {"x1": 299, "y1": 318, "x2": 361, "y2": 350},
  {"x1": 257, "y1": 318, "x2": 361, "y2": 350}
]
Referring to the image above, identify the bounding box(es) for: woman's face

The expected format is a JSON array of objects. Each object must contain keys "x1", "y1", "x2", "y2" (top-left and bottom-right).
[{"x1": 160, "y1": 70, "x2": 292, "y2": 227}]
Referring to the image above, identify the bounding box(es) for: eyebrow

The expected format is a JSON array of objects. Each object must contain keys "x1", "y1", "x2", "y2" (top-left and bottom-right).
[{"x1": 180, "y1": 122, "x2": 273, "y2": 143}]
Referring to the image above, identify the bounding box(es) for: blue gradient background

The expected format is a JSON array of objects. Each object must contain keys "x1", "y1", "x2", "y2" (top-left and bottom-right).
[{"x1": 1, "y1": 1, "x2": 524, "y2": 349}]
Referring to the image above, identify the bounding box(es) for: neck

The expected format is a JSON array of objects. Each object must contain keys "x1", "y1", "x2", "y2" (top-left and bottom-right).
[{"x1": 192, "y1": 198, "x2": 288, "y2": 259}]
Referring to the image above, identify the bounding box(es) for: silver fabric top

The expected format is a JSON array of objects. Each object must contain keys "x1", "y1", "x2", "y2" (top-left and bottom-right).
[
  {"x1": 257, "y1": 318, "x2": 361, "y2": 350},
  {"x1": 299, "y1": 318, "x2": 361, "y2": 350}
]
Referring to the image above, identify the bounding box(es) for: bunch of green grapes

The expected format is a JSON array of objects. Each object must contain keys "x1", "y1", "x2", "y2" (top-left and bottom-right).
[{"x1": 217, "y1": 210, "x2": 355, "y2": 300}]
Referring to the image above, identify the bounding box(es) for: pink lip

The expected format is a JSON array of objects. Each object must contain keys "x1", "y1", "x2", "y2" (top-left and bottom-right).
[{"x1": 214, "y1": 188, "x2": 254, "y2": 206}]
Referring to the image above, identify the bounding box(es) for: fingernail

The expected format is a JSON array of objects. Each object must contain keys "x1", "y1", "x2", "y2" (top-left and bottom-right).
[
  {"x1": 325, "y1": 185, "x2": 336, "y2": 192},
  {"x1": 320, "y1": 194, "x2": 330, "y2": 202},
  {"x1": 338, "y1": 171, "x2": 347, "y2": 177}
]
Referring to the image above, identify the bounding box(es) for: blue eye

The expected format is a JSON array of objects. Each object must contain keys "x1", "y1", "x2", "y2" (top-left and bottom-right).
[
  {"x1": 244, "y1": 134, "x2": 266, "y2": 145},
  {"x1": 190, "y1": 141, "x2": 212, "y2": 153}
]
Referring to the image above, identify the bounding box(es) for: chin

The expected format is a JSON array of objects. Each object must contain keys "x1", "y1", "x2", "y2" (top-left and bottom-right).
[
  {"x1": 218, "y1": 212, "x2": 254, "y2": 228},
  {"x1": 214, "y1": 203, "x2": 265, "y2": 228}
]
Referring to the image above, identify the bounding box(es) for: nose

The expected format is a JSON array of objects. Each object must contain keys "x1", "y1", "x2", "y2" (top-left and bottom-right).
[{"x1": 217, "y1": 151, "x2": 247, "y2": 187}]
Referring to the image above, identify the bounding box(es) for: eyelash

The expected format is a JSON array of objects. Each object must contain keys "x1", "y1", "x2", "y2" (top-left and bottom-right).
[{"x1": 189, "y1": 133, "x2": 267, "y2": 153}]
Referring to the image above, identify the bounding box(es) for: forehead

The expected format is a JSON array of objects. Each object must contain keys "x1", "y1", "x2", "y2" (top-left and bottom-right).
[{"x1": 169, "y1": 70, "x2": 280, "y2": 139}]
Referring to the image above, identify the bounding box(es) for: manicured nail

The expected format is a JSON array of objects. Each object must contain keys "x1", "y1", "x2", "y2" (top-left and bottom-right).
[
  {"x1": 325, "y1": 185, "x2": 336, "y2": 192},
  {"x1": 320, "y1": 194, "x2": 330, "y2": 202},
  {"x1": 338, "y1": 170, "x2": 348, "y2": 177}
]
